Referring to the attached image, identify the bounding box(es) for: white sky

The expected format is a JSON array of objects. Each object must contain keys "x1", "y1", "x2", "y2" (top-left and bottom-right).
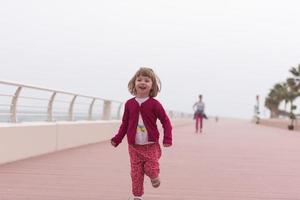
[{"x1": 1, "y1": 0, "x2": 300, "y2": 119}]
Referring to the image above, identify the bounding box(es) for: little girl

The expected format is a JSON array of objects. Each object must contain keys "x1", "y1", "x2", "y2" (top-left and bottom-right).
[{"x1": 111, "y1": 67, "x2": 172, "y2": 200}]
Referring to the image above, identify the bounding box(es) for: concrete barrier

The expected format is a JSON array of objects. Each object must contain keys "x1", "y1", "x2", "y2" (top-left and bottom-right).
[
  {"x1": 0, "y1": 119, "x2": 193, "y2": 164},
  {"x1": 0, "y1": 123, "x2": 58, "y2": 164},
  {"x1": 259, "y1": 118, "x2": 300, "y2": 131},
  {"x1": 0, "y1": 121, "x2": 120, "y2": 164}
]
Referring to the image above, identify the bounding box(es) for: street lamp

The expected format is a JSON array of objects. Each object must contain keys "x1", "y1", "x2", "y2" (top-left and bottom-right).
[{"x1": 254, "y1": 95, "x2": 260, "y2": 124}]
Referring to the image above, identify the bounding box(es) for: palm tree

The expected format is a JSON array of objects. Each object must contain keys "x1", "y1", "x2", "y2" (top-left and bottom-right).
[
  {"x1": 286, "y1": 78, "x2": 299, "y2": 129},
  {"x1": 274, "y1": 83, "x2": 289, "y2": 111},
  {"x1": 265, "y1": 96, "x2": 280, "y2": 118},
  {"x1": 265, "y1": 64, "x2": 300, "y2": 121},
  {"x1": 287, "y1": 64, "x2": 300, "y2": 129},
  {"x1": 265, "y1": 82, "x2": 293, "y2": 118},
  {"x1": 289, "y1": 64, "x2": 300, "y2": 76},
  {"x1": 265, "y1": 86, "x2": 284, "y2": 118},
  {"x1": 289, "y1": 64, "x2": 300, "y2": 91}
]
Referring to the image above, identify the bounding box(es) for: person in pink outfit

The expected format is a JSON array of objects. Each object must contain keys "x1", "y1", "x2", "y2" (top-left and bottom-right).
[
  {"x1": 111, "y1": 67, "x2": 173, "y2": 200},
  {"x1": 193, "y1": 94, "x2": 205, "y2": 133}
]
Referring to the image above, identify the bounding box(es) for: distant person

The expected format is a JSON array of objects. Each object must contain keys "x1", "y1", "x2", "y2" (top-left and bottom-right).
[
  {"x1": 111, "y1": 67, "x2": 172, "y2": 200},
  {"x1": 193, "y1": 94, "x2": 205, "y2": 133}
]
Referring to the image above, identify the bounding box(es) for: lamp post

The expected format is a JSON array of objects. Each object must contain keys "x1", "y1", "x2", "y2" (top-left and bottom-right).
[{"x1": 254, "y1": 95, "x2": 260, "y2": 124}]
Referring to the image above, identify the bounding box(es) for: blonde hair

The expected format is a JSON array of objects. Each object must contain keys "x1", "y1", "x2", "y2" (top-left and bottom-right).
[{"x1": 128, "y1": 67, "x2": 161, "y2": 97}]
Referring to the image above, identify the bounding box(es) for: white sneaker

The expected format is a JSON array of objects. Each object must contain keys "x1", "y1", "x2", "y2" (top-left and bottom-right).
[{"x1": 128, "y1": 197, "x2": 143, "y2": 200}]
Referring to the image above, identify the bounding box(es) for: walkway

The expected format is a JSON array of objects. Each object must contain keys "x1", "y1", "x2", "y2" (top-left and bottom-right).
[{"x1": 1, "y1": 119, "x2": 300, "y2": 200}]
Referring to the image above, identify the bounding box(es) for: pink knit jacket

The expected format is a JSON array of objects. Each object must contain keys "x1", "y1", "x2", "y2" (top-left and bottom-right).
[{"x1": 111, "y1": 97, "x2": 172, "y2": 146}]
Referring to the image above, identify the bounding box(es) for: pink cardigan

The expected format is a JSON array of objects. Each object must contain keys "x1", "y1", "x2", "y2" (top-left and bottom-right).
[{"x1": 111, "y1": 97, "x2": 172, "y2": 146}]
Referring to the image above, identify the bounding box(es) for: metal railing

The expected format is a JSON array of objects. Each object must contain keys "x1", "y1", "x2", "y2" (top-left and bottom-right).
[
  {"x1": 0, "y1": 80, "x2": 123, "y2": 123},
  {"x1": 0, "y1": 80, "x2": 192, "y2": 123}
]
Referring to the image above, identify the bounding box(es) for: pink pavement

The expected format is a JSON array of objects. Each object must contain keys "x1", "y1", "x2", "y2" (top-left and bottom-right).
[{"x1": 1, "y1": 119, "x2": 300, "y2": 199}]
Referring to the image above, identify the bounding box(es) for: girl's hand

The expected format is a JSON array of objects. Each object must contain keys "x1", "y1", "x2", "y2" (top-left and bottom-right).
[
  {"x1": 163, "y1": 143, "x2": 172, "y2": 147},
  {"x1": 111, "y1": 140, "x2": 117, "y2": 147}
]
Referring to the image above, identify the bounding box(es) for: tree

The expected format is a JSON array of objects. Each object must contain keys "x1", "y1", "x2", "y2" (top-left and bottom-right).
[
  {"x1": 289, "y1": 64, "x2": 300, "y2": 77},
  {"x1": 264, "y1": 64, "x2": 300, "y2": 123},
  {"x1": 286, "y1": 78, "x2": 299, "y2": 129},
  {"x1": 286, "y1": 65, "x2": 300, "y2": 129},
  {"x1": 289, "y1": 64, "x2": 300, "y2": 91},
  {"x1": 265, "y1": 85, "x2": 284, "y2": 118}
]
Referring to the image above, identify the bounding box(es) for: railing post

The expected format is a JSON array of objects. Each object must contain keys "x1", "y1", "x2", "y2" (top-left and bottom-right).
[
  {"x1": 117, "y1": 103, "x2": 123, "y2": 119},
  {"x1": 88, "y1": 98, "x2": 96, "y2": 120},
  {"x1": 10, "y1": 86, "x2": 22, "y2": 123},
  {"x1": 68, "y1": 95, "x2": 77, "y2": 121},
  {"x1": 47, "y1": 92, "x2": 56, "y2": 122},
  {"x1": 102, "y1": 100, "x2": 111, "y2": 120},
  {"x1": 168, "y1": 110, "x2": 174, "y2": 119}
]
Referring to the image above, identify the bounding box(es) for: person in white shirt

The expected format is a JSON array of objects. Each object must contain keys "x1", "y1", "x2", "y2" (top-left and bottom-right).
[{"x1": 193, "y1": 94, "x2": 205, "y2": 133}]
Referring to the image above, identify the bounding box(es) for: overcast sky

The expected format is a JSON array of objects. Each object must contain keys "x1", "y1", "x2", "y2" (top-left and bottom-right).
[{"x1": 1, "y1": 0, "x2": 300, "y2": 119}]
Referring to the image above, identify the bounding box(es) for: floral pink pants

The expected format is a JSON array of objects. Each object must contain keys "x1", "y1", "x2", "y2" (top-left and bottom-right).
[
  {"x1": 128, "y1": 143, "x2": 162, "y2": 197},
  {"x1": 195, "y1": 115, "x2": 203, "y2": 131}
]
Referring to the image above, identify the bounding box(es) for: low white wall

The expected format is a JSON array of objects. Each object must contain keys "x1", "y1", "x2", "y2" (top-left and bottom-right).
[
  {"x1": 259, "y1": 118, "x2": 300, "y2": 131},
  {"x1": 56, "y1": 121, "x2": 120, "y2": 150},
  {"x1": 0, "y1": 118, "x2": 193, "y2": 165},
  {"x1": 0, "y1": 124, "x2": 58, "y2": 164}
]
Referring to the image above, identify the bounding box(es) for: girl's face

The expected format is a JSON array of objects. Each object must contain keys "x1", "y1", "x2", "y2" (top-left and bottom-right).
[{"x1": 135, "y1": 75, "x2": 153, "y2": 98}]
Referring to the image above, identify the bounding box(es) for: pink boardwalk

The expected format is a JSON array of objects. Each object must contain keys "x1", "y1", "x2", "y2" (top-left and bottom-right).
[{"x1": 1, "y1": 119, "x2": 300, "y2": 200}]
